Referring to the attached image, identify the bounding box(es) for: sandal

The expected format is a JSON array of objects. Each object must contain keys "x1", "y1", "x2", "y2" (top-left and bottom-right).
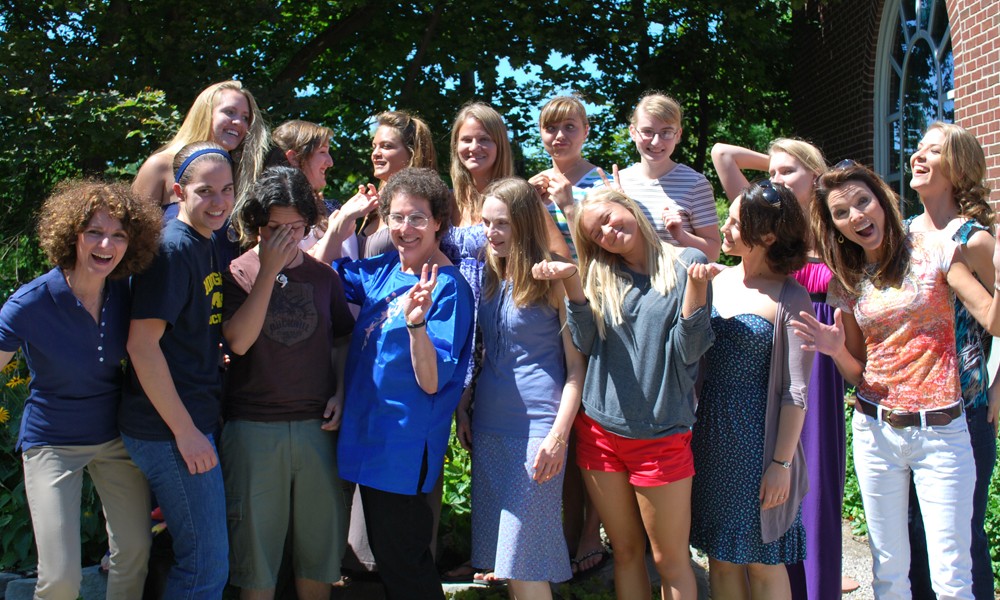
[
  {"x1": 572, "y1": 548, "x2": 610, "y2": 581},
  {"x1": 441, "y1": 560, "x2": 478, "y2": 584}
]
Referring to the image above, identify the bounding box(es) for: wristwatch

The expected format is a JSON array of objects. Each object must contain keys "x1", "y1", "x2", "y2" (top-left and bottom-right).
[{"x1": 772, "y1": 458, "x2": 791, "y2": 469}]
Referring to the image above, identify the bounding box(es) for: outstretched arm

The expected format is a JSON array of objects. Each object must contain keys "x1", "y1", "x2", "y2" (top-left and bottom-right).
[{"x1": 711, "y1": 143, "x2": 768, "y2": 202}]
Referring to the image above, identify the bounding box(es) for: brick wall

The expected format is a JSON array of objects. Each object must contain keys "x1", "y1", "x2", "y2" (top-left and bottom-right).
[
  {"x1": 950, "y1": 0, "x2": 1000, "y2": 208},
  {"x1": 789, "y1": 0, "x2": 885, "y2": 166},
  {"x1": 791, "y1": 0, "x2": 999, "y2": 209}
]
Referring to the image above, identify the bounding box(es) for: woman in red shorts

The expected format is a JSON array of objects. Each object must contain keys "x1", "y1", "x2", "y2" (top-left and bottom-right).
[{"x1": 543, "y1": 186, "x2": 716, "y2": 599}]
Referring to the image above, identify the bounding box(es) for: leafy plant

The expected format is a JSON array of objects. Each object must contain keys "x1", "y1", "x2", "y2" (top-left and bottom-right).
[
  {"x1": 0, "y1": 352, "x2": 108, "y2": 571},
  {"x1": 841, "y1": 389, "x2": 867, "y2": 536},
  {"x1": 439, "y1": 423, "x2": 473, "y2": 568}
]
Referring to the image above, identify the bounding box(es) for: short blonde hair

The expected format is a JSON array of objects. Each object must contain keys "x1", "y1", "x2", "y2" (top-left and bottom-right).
[
  {"x1": 539, "y1": 95, "x2": 589, "y2": 130},
  {"x1": 630, "y1": 92, "x2": 682, "y2": 126},
  {"x1": 768, "y1": 138, "x2": 827, "y2": 177}
]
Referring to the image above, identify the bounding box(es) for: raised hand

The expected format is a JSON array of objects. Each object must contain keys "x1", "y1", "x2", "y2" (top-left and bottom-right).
[
  {"x1": 547, "y1": 172, "x2": 574, "y2": 210},
  {"x1": 597, "y1": 164, "x2": 624, "y2": 194},
  {"x1": 258, "y1": 224, "x2": 300, "y2": 277},
  {"x1": 531, "y1": 259, "x2": 579, "y2": 281},
  {"x1": 791, "y1": 308, "x2": 846, "y2": 356},
  {"x1": 402, "y1": 263, "x2": 439, "y2": 326},
  {"x1": 528, "y1": 173, "x2": 552, "y2": 203},
  {"x1": 662, "y1": 205, "x2": 686, "y2": 238},
  {"x1": 687, "y1": 262, "x2": 726, "y2": 283}
]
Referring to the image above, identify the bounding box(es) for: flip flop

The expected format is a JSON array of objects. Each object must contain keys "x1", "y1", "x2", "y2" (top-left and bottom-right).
[
  {"x1": 474, "y1": 570, "x2": 507, "y2": 587},
  {"x1": 441, "y1": 560, "x2": 478, "y2": 584},
  {"x1": 572, "y1": 549, "x2": 610, "y2": 581}
]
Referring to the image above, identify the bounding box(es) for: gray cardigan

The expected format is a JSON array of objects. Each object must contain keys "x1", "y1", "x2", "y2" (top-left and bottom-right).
[
  {"x1": 760, "y1": 278, "x2": 815, "y2": 543},
  {"x1": 566, "y1": 247, "x2": 715, "y2": 439}
]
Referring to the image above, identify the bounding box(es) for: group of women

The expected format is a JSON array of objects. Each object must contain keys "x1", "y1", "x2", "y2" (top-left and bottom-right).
[{"x1": 0, "y1": 76, "x2": 996, "y2": 600}]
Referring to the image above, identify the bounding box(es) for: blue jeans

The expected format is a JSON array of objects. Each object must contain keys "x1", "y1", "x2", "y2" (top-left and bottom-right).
[
  {"x1": 909, "y1": 403, "x2": 996, "y2": 599},
  {"x1": 122, "y1": 434, "x2": 228, "y2": 599}
]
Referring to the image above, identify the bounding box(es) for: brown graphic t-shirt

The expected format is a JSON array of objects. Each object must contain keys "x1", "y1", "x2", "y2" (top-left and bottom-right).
[{"x1": 222, "y1": 251, "x2": 355, "y2": 421}]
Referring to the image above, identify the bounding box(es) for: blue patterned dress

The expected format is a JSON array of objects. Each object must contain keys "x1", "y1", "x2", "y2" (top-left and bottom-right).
[{"x1": 690, "y1": 309, "x2": 806, "y2": 564}]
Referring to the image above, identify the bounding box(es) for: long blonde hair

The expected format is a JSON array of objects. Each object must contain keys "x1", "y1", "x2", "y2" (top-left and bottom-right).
[
  {"x1": 482, "y1": 178, "x2": 558, "y2": 308},
  {"x1": 768, "y1": 138, "x2": 827, "y2": 176},
  {"x1": 925, "y1": 121, "x2": 993, "y2": 229},
  {"x1": 573, "y1": 188, "x2": 683, "y2": 338},
  {"x1": 161, "y1": 81, "x2": 269, "y2": 206},
  {"x1": 449, "y1": 102, "x2": 513, "y2": 222}
]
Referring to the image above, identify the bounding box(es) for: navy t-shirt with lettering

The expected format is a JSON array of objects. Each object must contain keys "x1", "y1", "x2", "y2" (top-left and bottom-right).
[{"x1": 120, "y1": 218, "x2": 224, "y2": 440}]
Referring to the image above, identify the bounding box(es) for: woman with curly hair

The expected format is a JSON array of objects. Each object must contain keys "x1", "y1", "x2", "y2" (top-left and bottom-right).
[
  {"x1": 690, "y1": 181, "x2": 813, "y2": 600},
  {"x1": 793, "y1": 163, "x2": 1000, "y2": 599},
  {"x1": 0, "y1": 180, "x2": 160, "y2": 600},
  {"x1": 905, "y1": 123, "x2": 997, "y2": 600}
]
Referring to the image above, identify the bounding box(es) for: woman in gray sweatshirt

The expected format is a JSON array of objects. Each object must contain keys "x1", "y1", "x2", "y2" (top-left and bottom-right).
[{"x1": 538, "y1": 186, "x2": 715, "y2": 600}]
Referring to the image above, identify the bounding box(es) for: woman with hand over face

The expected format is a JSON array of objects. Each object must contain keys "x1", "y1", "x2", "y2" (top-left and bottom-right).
[{"x1": 221, "y1": 166, "x2": 355, "y2": 600}]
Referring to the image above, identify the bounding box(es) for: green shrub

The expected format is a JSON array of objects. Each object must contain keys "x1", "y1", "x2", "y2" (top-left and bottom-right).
[{"x1": 0, "y1": 352, "x2": 107, "y2": 571}]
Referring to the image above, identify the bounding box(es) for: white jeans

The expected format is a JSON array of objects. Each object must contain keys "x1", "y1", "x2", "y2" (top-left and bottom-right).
[{"x1": 852, "y1": 409, "x2": 974, "y2": 600}]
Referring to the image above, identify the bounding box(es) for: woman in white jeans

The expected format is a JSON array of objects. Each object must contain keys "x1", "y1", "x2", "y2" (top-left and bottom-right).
[{"x1": 792, "y1": 163, "x2": 1000, "y2": 600}]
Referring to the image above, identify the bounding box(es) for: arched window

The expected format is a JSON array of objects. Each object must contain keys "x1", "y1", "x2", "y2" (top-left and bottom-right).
[{"x1": 874, "y1": 0, "x2": 953, "y2": 207}]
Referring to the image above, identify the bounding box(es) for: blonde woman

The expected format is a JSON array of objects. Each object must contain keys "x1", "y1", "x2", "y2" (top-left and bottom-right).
[
  {"x1": 545, "y1": 186, "x2": 715, "y2": 599},
  {"x1": 612, "y1": 93, "x2": 720, "y2": 261}
]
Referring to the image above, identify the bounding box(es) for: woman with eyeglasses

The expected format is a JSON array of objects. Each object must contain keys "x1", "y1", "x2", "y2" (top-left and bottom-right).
[
  {"x1": 904, "y1": 123, "x2": 997, "y2": 600},
  {"x1": 793, "y1": 163, "x2": 1000, "y2": 599},
  {"x1": 690, "y1": 181, "x2": 813, "y2": 600},
  {"x1": 323, "y1": 167, "x2": 475, "y2": 599},
  {"x1": 609, "y1": 92, "x2": 720, "y2": 261},
  {"x1": 711, "y1": 139, "x2": 843, "y2": 600}
]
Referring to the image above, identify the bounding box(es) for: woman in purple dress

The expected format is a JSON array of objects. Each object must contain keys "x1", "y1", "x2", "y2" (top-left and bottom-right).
[{"x1": 713, "y1": 138, "x2": 843, "y2": 600}]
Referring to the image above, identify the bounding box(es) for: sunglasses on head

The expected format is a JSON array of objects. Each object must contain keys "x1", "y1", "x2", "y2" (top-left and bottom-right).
[
  {"x1": 833, "y1": 159, "x2": 861, "y2": 170},
  {"x1": 757, "y1": 180, "x2": 784, "y2": 206}
]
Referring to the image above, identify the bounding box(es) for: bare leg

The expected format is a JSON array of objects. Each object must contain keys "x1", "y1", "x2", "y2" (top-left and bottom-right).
[
  {"x1": 508, "y1": 579, "x2": 553, "y2": 600},
  {"x1": 707, "y1": 558, "x2": 750, "y2": 600},
  {"x1": 635, "y1": 477, "x2": 697, "y2": 600},
  {"x1": 747, "y1": 563, "x2": 791, "y2": 600},
  {"x1": 240, "y1": 588, "x2": 275, "y2": 600},
  {"x1": 582, "y1": 469, "x2": 650, "y2": 599}
]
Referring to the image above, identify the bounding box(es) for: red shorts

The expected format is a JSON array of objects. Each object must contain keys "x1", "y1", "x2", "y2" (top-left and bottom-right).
[{"x1": 574, "y1": 411, "x2": 694, "y2": 487}]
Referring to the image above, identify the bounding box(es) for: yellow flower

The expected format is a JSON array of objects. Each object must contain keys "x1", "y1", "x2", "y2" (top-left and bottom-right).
[
  {"x1": 1, "y1": 361, "x2": 17, "y2": 375},
  {"x1": 0, "y1": 406, "x2": 9, "y2": 424},
  {"x1": 5, "y1": 376, "x2": 26, "y2": 388}
]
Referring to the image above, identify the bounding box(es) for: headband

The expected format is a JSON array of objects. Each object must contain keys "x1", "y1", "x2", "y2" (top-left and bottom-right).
[{"x1": 174, "y1": 148, "x2": 233, "y2": 183}]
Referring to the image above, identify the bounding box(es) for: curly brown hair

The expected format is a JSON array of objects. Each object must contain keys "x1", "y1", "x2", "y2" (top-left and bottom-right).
[{"x1": 38, "y1": 179, "x2": 162, "y2": 279}]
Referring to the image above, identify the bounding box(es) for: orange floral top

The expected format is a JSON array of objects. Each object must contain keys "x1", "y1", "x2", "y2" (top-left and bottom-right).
[{"x1": 829, "y1": 233, "x2": 960, "y2": 411}]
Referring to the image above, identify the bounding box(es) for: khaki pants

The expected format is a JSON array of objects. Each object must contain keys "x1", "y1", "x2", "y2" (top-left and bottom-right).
[{"x1": 23, "y1": 438, "x2": 151, "y2": 600}]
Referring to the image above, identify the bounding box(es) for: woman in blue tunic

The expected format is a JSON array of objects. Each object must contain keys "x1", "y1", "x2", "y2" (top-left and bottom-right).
[
  {"x1": 454, "y1": 178, "x2": 585, "y2": 596},
  {"x1": 691, "y1": 181, "x2": 814, "y2": 600},
  {"x1": 329, "y1": 167, "x2": 475, "y2": 600}
]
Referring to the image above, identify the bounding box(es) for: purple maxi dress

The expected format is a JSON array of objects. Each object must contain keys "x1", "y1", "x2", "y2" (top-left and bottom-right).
[{"x1": 787, "y1": 259, "x2": 846, "y2": 600}]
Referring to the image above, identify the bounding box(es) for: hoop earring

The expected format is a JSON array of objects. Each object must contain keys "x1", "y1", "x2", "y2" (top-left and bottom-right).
[{"x1": 837, "y1": 234, "x2": 844, "y2": 244}]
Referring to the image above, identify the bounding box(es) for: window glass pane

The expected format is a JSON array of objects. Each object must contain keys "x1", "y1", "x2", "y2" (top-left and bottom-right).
[{"x1": 941, "y1": 38, "x2": 954, "y2": 121}]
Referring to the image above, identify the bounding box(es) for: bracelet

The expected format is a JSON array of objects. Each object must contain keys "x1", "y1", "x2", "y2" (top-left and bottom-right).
[
  {"x1": 772, "y1": 458, "x2": 791, "y2": 469},
  {"x1": 549, "y1": 432, "x2": 567, "y2": 448},
  {"x1": 405, "y1": 320, "x2": 426, "y2": 329}
]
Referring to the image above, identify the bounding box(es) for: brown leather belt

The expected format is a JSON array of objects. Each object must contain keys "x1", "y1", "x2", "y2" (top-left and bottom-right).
[{"x1": 854, "y1": 397, "x2": 964, "y2": 428}]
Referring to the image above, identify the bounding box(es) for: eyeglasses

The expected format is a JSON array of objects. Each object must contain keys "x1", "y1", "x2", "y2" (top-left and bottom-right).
[
  {"x1": 757, "y1": 180, "x2": 784, "y2": 206},
  {"x1": 636, "y1": 128, "x2": 678, "y2": 141},
  {"x1": 387, "y1": 213, "x2": 430, "y2": 229},
  {"x1": 264, "y1": 221, "x2": 310, "y2": 236},
  {"x1": 832, "y1": 159, "x2": 861, "y2": 170}
]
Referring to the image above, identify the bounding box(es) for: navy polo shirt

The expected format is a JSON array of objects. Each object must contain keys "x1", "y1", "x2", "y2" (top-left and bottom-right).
[{"x1": 0, "y1": 267, "x2": 129, "y2": 452}]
